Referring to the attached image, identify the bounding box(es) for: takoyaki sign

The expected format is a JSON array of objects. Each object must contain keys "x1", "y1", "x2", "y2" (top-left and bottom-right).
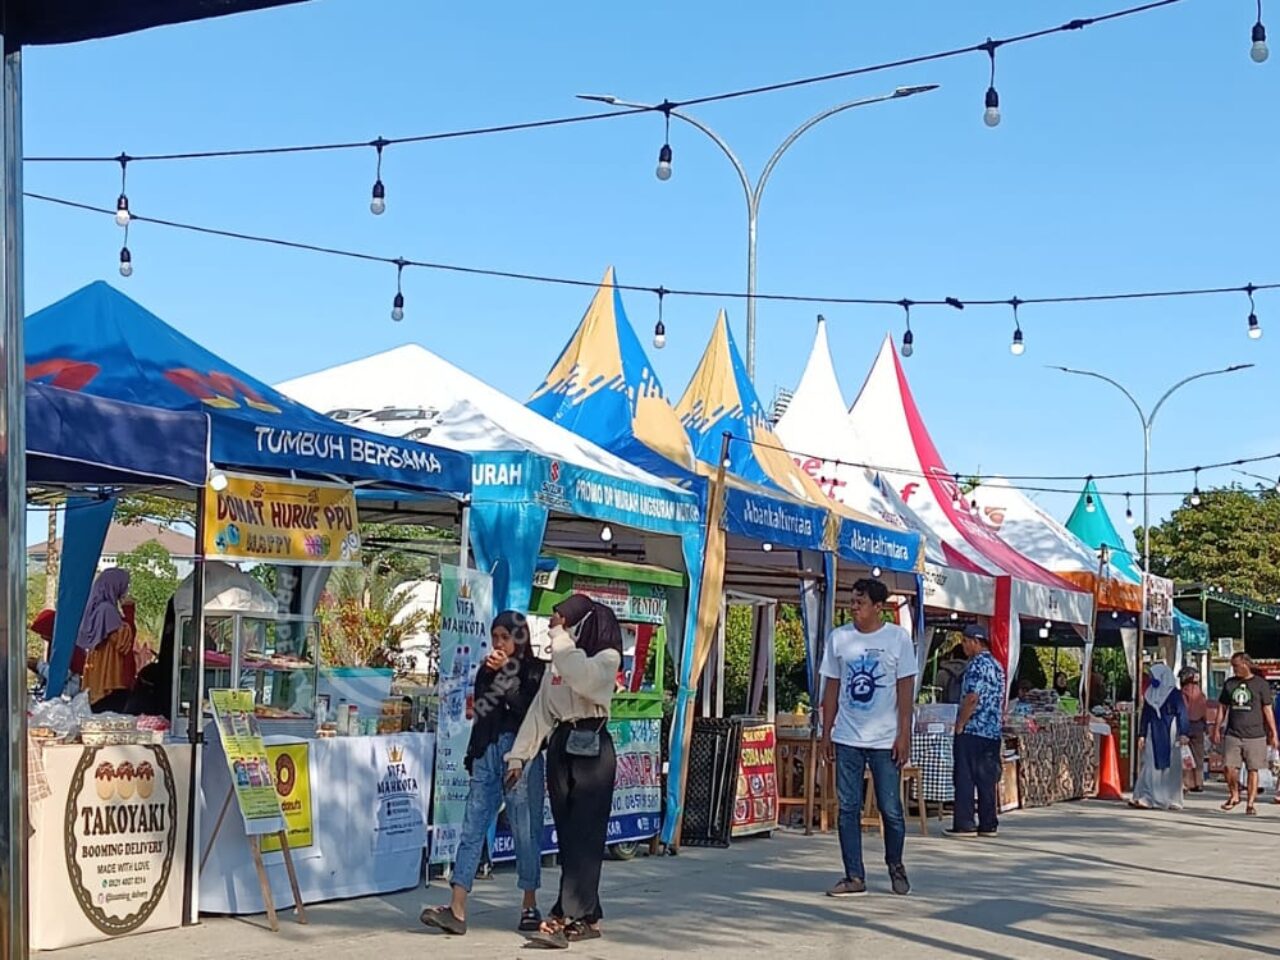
[
  {"x1": 64, "y1": 745, "x2": 178, "y2": 936},
  {"x1": 203, "y1": 470, "x2": 362, "y2": 566}
]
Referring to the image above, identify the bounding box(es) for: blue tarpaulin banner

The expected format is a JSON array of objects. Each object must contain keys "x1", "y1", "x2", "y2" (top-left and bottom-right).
[{"x1": 46, "y1": 497, "x2": 117, "y2": 699}]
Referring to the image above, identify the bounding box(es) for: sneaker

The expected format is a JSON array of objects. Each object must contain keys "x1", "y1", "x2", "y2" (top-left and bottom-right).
[
  {"x1": 944, "y1": 827, "x2": 978, "y2": 839},
  {"x1": 888, "y1": 863, "x2": 910, "y2": 896},
  {"x1": 977, "y1": 829, "x2": 999, "y2": 838},
  {"x1": 826, "y1": 877, "x2": 867, "y2": 898}
]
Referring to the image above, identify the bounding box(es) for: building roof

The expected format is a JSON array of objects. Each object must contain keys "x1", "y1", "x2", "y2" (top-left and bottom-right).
[{"x1": 28, "y1": 520, "x2": 195, "y2": 559}]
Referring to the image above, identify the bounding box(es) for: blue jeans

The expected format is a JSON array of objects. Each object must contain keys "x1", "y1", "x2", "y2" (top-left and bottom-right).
[
  {"x1": 451, "y1": 731, "x2": 545, "y2": 893},
  {"x1": 835, "y1": 744, "x2": 906, "y2": 881},
  {"x1": 952, "y1": 733, "x2": 1001, "y2": 833}
]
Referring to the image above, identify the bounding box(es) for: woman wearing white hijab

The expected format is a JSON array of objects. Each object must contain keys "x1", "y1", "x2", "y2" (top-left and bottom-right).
[{"x1": 1131, "y1": 663, "x2": 1189, "y2": 810}]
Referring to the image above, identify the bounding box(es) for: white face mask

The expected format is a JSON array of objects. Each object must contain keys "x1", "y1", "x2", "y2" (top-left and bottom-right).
[{"x1": 567, "y1": 611, "x2": 593, "y2": 641}]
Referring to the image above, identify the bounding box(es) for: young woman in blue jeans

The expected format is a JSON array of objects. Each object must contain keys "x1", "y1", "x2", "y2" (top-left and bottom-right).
[{"x1": 421, "y1": 610, "x2": 546, "y2": 935}]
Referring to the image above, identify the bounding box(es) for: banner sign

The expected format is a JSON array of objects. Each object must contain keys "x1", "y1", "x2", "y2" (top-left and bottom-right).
[
  {"x1": 203, "y1": 471, "x2": 361, "y2": 565},
  {"x1": 836, "y1": 516, "x2": 922, "y2": 574},
  {"x1": 731, "y1": 723, "x2": 779, "y2": 837},
  {"x1": 492, "y1": 717, "x2": 663, "y2": 859},
  {"x1": 64, "y1": 745, "x2": 179, "y2": 936},
  {"x1": 373, "y1": 735, "x2": 431, "y2": 855},
  {"x1": 430, "y1": 565, "x2": 494, "y2": 864},
  {"x1": 208, "y1": 689, "x2": 286, "y2": 836},
  {"x1": 260, "y1": 743, "x2": 313, "y2": 854},
  {"x1": 469, "y1": 452, "x2": 700, "y2": 537},
  {"x1": 574, "y1": 577, "x2": 668, "y2": 625},
  {"x1": 723, "y1": 486, "x2": 827, "y2": 551},
  {"x1": 1143, "y1": 574, "x2": 1175, "y2": 636}
]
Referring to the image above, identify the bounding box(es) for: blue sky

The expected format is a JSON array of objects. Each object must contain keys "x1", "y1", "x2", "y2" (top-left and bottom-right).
[{"x1": 21, "y1": 0, "x2": 1278, "y2": 545}]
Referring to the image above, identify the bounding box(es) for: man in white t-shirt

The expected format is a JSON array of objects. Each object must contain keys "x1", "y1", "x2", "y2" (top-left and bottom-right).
[{"x1": 820, "y1": 578, "x2": 916, "y2": 898}]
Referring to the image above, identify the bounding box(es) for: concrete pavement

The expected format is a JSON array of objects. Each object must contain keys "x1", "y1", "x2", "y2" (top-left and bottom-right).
[{"x1": 48, "y1": 786, "x2": 1280, "y2": 959}]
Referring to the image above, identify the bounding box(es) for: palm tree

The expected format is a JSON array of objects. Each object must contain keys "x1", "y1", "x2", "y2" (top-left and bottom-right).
[{"x1": 318, "y1": 565, "x2": 430, "y2": 671}]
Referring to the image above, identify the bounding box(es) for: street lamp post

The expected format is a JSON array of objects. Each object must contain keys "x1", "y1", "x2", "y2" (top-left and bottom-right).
[
  {"x1": 1053, "y1": 363, "x2": 1253, "y2": 782},
  {"x1": 578, "y1": 84, "x2": 939, "y2": 382}
]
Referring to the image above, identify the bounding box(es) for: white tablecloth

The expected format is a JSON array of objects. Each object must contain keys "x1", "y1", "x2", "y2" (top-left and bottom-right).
[{"x1": 198, "y1": 731, "x2": 434, "y2": 914}]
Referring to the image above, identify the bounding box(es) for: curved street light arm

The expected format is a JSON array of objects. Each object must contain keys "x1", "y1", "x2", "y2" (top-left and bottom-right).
[
  {"x1": 665, "y1": 109, "x2": 754, "y2": 217},
  {"x1": 1050, "y1": 366, "x2": 1149, "y2": 430},
  {"x1": 1150, "y1": 365, "x2": 1254, "y2": 427}
]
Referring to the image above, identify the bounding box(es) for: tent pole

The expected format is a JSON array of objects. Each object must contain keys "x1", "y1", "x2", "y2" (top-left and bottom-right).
[
  {"x1": 0, "y1": 35, "x2": 26, "y2": 960},
  {"x1": 183, "y1": 492, "x2": 207, "y2": 925}
]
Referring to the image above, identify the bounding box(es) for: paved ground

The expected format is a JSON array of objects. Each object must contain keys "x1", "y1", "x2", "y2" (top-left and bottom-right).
[{"x1": 50, "y1": 784, "x2": 1280, "y2": 959}]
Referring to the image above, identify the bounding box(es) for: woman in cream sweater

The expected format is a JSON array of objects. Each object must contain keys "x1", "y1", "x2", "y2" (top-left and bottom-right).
[{"x1": 506, "y1": 594, "x2": 622, "y2": 949}]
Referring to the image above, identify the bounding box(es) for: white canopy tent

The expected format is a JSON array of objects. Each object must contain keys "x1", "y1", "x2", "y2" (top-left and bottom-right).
[{"x1": 843, "y1": 335, "x2": 1094, "y2": 686}]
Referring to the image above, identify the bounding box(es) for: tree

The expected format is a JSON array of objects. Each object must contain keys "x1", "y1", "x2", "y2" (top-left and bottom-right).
[
  {"x1": 317, "y1": 566, "x2": 429, "y2": 672},
  {"x1": 1142, "y1": 486, "x2": 1280, "y2": 598},
  {"x1": 115, "y1": 542, "x2": 180, "y2": 645},
  {"x1": 115, "y1": 494, "x2": 196, "y2": 529}
]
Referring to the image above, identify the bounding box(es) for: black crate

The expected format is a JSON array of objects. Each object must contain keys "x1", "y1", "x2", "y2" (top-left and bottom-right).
[{"x1": 680, "y1": 718, "x2": 741, "y2": 848}]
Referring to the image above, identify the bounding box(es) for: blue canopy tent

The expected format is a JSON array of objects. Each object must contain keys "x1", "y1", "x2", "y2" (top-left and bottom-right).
[{"x1": 529, "y1": 271, "x2": 922, "y2": 845}]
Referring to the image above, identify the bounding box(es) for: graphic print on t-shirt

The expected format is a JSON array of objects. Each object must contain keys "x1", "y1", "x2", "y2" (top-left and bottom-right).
[
  {"x1": 845, "y1": 652, "x2": 887, "y2": 709},
  {"x1": 1231, "y1": 683, "x2": 1254, "y2": 710}
]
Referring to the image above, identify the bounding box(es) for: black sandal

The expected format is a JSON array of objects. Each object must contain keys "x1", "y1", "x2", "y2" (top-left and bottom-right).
[
  {"x1": 526, "y1": 918, "x2": 569, "y2": 950},
  {"x1": 566, "y1": 921, "x2": 602, "y2": 943},
  {"x1": 519, "y1": 907, "x2": 543, "y2": 932},
  {"x1": 419, "y1": 905, "x2": 467, "y2": 936}
]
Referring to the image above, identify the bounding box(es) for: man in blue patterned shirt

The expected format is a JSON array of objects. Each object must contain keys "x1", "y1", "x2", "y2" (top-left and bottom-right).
[{"x1": 946, "y1": 624, "x2": 1006, "y2": 838}]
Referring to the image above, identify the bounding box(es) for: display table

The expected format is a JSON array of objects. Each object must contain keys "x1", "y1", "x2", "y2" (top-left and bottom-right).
[
  {"x1": 30, "y1": 742, "x2": 193, "y2": 951},
  {"x1": 910, "y1": 732, "x2": 955, "y2": 803},
  {"x1": 1010, "y1": 721, "x2": 1095, "y2": 807},
  {"x1": 198, "y1": 731, "x2": 434, "y2": 914}
]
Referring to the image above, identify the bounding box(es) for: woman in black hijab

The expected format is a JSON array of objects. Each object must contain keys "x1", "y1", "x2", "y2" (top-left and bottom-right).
[{"x1": 507, "y1": 594, "x2": 623, "y2": 948}]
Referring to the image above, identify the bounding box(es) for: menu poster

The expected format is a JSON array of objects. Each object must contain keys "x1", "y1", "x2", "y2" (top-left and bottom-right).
[
  {"x1": 429, "y1": 565, "x2": 494, "y2": 864},
  {"x1": 731, "y1": 723, "x2": 779, "y2": 838},
  {"x1": 209, "y1": 689, "x2": 286, "y2": 836},
  {"x1": 260, "y1": 743, "x2": 313, "y2": 855},
  {"x1": 373, "y1": 735, "x2": 433, "y2": 855}
]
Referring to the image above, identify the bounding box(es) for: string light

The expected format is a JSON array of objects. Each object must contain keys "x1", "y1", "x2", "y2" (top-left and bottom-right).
[
  {"x1": 655, "y1": 103, "x2": 674, "y2": 181},
  {"x1": 872, "y1": 566, "x2": 882, "y2": 577},
  {"x1": 981, "y1": 39, "x2": 1002, "y2": 127},
  {"x1": 1247, "y1": 284, "x2": 1262, "y2": 339},
  {"x1": 653, "y1": 287, "x2": 667, "y2": 349},
  {"x1": 899, "y1": 299, "x2": 915, "y2": 357},
  {"x1": 1190, "y1": 467, "x2": 1202, "y2": 506},
  {"x1": 762, "y1": 542, "x2": 773, "y2": 552},
  {"x1": 1253, "y1": 1, "x2": 1270, "y2": 61},
  {"x1": 114, "y1": 153, "x2": 131, "y2": 226},
  {"x1": 600, "y1": 524, "x2": 614, "y2": 543},
  {"x1": 1009, "y1": 297, "x2": 1025, "y2": 355},
  {"x1": 208, "y1": 469, "x2": 229, "y2": 492},
  {"x1": 950, "y1": 611, "x2": 959, "y2": 620},
  {"x1": 369, "y1": 137, "x2": 388, "y2": 216},
  {"x1": 391, "y1": 258, "x2": 406, "y2": 322},
  {"x1": 1125, "y1": 492, "x2": 1135, "y2": 525},
  {"x1": 952, "y1": 471, "x2": 962, "y2": 507},
  {"x1": 118, "y1": 227, "x2": 133, "y2": 278}
]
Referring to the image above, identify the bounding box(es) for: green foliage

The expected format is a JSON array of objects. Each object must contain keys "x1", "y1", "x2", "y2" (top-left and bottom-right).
[
  {"x1": 317, "y1": 566, "x2": 429, "y2": 672},
  {"x1": 115, "y1": 542, "x2": 180, "y2": 644},
  {"x1": 1143, "y1": 486, "x2": 1280, "y2": 597},
  {"x1": 115, "y1": 494, "x2": 196, "y2": 529},
  {"x1": 722, "y1": 604, "x2": 809, "y2": 714},
  {"x1": 27, "y1": 571, "x2": 49, "y2": 660}
]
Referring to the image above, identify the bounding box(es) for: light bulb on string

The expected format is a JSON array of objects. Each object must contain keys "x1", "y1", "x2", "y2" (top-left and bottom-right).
[
  {"x1": 1190, "y1": 467, "x2": 1202, "y2": 507},
  {"x1": 1009, "y1": 297, "x2": 1025, "y2": 355},
  {"x1": 600, "y1": 524, "x2": 614, "y2": 543},
  {"x1": 1125, "y1": 493, "x2": 1135, "y2": 525},
  {"x1": 1246, "y1": 284, "x2": 1262, "y2": 339},
  {"x1": 1085, "y1": 477, "x2": 1096, "y2": 513},
  {"x1": 899, "y1": 299, "x2": 915, "y2": 357},
  {"x1": 653, "y1": 287, "x2": 668, "y2": 349},
  {"x1": 762, "y1": 542, "x2": 773, "y2": 553},
  {"x1": 981, "y1": 39, "x2": 1003, "y2": 127},
  {"x1": 208, "y1": 469, "x2": 229, "y2": 492},
  {"x1": 114, "y1": 153, "x2": 132, "y2": 226},
  {"x1": 390, "y1": 258, "x2": 407, "y2": 322},
  {"x1": 949, "y1": 611, "x2": 959, "y2": 621},
  {"x1": 369, "y1": 137, "x2": 388, "y2": 215},
  {"x1": 872, "y1": 567, "x2": 882, "y2": 578},
  {"x1": 1253, "y1": 2, "x2": 1270, "y2": 62},
  {"x1": 655, "y1": 103, "x2": 674, "y2": 181},
  {"x1": 118, "y1": 244, "x2": 133, "y2": 278},
  {"x1": 951, "y1": 472, "x2": 962, "y2": 507}
]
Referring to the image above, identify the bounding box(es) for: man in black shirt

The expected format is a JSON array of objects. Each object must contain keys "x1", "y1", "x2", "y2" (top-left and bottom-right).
[{"x1": 1214, "y1": 652, "x2": 1278, "y2": 815}]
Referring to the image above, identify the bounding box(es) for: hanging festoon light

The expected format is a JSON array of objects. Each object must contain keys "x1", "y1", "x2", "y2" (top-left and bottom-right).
[
  {"x1": 1253, "y1": 0, "x2": 1270, "y2": 61},
  {"x1": 981, "y1": 39, "x2": 1003, "y2": 127},
  {"x1": 762, "y1": 542, "x2": 773, "y2": 553},
  {"x1": 1246, "y1": 283, "x2": 1263, "y2": 339},
  {"x1": 899, "y1": 299, "x2": 915, "y2": 357},
  {"x1": 113, "y1": 153, "x2": 132, "y2": 226},
  {"x1": 390, "y1": 258, "x2": 407, "y2": 321},
  {"x1": 951, "y1": 471, "x2": 962, "y2": 507},
  {"x1": 653, "y1": 287, "x2": 668, "y2": 349},
  {"x1": 1190, "y1": 467, "x2": 1203, "y2": 507},
  {"x1": 1125, "y1": 492, "x2": 1135, "y2": 525},
  {"x1": 118, "y1": 222, "x2": 133, "y2": 278},
  {"x1": 1009, "y1": 297, "x2": 1025, "y2": 355},
  {"x1": 600, "y1": 524, "x2": 614, "y2": 543},
  {"x1": 872, "y1": 566, "x2": 882, "y2": 578},
  {"x1": 655, "y1": 102, "x2": 674, "y2": 181},
  {"x1": 369, "y1": 137, "x2": 388, "y2": 215}
]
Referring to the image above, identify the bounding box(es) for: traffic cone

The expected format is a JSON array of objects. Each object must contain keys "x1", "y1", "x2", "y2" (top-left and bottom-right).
[{"x1": 1096, "y1": 730, "x2": 1124, "y2": 801}]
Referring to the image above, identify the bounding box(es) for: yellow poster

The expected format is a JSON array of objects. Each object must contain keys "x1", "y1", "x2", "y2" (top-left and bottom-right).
[
  {"x1": 208, "y1": 689, "x2": 285, "y2": 835},
  {"x1": 203, "y1": 471, "x2": 361, "y2": 566},
  {"x1": 261, "y1": 743, "x2": 313, "y2": 853}
]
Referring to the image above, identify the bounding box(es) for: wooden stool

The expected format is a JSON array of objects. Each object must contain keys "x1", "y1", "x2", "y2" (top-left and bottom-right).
[
  {"x1": 900, "y1": 765, "x2": 930, "y2": 837},
  {"x1": 859, "y1": 766, "x2": 929, "y2": 837}
]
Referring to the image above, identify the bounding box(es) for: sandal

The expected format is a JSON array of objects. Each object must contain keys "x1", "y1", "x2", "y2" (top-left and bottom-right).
[
  {"x1": 1221, "y1": 799, "x2": 1241, "y2": 811},
  {"x1": 419, "y1": 905, "x2": 467, "y2": 936},
  {"x1": 1247, "y1": 805, "x2": 1259, "y2": 816},
  {"x1": 566, "y1": 920, "x2": 602, "y2": 943},
  {"x1": 526, "y1": 918, "x2": 569, "y2": 950},
  {"x1": 519, "y1": 907, "x2": 544, "y2": 932}
]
